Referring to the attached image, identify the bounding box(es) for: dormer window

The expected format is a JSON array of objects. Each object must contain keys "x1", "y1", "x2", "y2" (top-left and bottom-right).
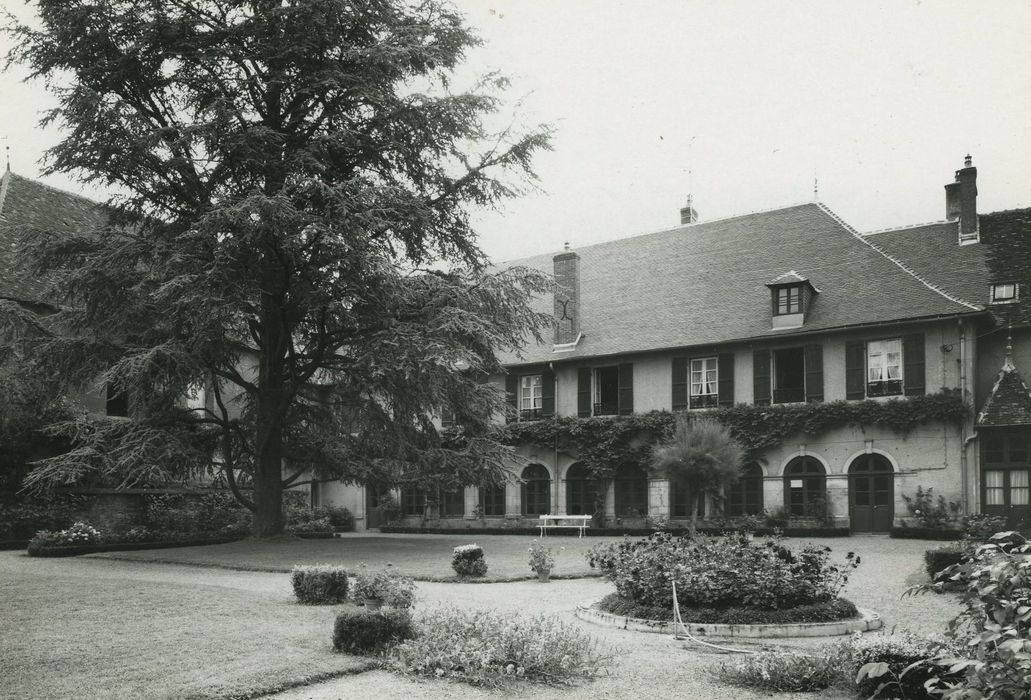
[
  {"x1": 990, "y1": 283, "x2": 1018, "y2": 303},
  {"x1": 774, "y1": 285, "x2": 802, "y2": 315},
  {"x1": 766, "y1": 270, "x2": 818, "y2": 330}
]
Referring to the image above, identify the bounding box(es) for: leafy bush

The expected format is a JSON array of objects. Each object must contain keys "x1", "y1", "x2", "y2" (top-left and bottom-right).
[
  {"x1": 711, "y1": 651, "x2": 837, "y2": 692},
  {"x1": 527, "y1": 539, "x2": 557, "y2": 574},
  {"x1": 352, "y1": 567, "x2": 415, "y2": 609},
  {"x1": 333, "y1": 609, "x2": 414, "y2": 654},
  {"x1": 588, "y1": 532, "x2": 859, "y2": 611},
  {"x1": 961, "y1": 513, "x2": 1008, "y2": 541},
  {"x1": 144, "y1": 492, "x2": 250, "y2": 535},
  {"x1": 323, "y1": 505, "x2": 354, "y2": 531},
  {"x1": 451, "y1": 544, "x2": 487, "y2": 577},
  {"x1": 291, "y1": 564, "x2": 349, "y2": 605},
  {"x1": 832, "y1": 631, "x2": 958, "y2": 699},
  {"x1": 390, "y1": 607, "x2": 610, "y2": 687},
  {"x1": 902, "y1": 531, "x2": 1031, "y2": 699},
  {"x1": 597, "y1": 592, "x2": 858, "y2": 624},
  {"x1": 286, "y1": 516, "x2": 334, "y2": 535},
  {"x1": 901, "y1": 486, "x2": 960, "y2": 530},
  {"x1": 924, "y1": 543, "x2": 969, "y2": 579},
  {"x1": 0, "y1": 495, "x2": 84, "y2": 541}
]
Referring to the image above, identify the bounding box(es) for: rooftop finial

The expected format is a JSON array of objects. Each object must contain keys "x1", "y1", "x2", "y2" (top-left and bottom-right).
[
  {"x1": 964, "y1": 154, "x2": 972, "y2": 168},
  {"x1": 1004, "y1": 325, "x2": 1015, "y2": 371},
  {"x1": 813, "y1": 175, "x2": 819, "y2": 201},
  {"x1": 563, "y1": 241, "x2": 570, "y2": 251},
  {"x1": 3, "y1": 139, "x2": 8, "y2": 173}
]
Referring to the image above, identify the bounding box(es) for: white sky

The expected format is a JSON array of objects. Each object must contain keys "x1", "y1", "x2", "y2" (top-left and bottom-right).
[{"x1": 2, "y1": 0, "x2": 1030, "y2": 263}]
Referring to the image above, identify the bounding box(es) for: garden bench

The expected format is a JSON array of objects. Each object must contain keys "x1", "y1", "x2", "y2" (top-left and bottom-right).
[{"x1": 538, "y1": 514, "x2": 592, "y2": 538}]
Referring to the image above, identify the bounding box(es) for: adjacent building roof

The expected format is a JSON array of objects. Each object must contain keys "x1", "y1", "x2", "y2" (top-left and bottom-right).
[
  {"x1": 978, "y1": 347, "x2": 1031, "y2": 428},
  {"x1": 499, "y1": 202, "x2": 983, "y2": 366},
  {"x1": 864, "y1": 208, "x2": 1031, "y2": 326},
  {"x1": 0, "y1": 171, "x2": 108, "y2": 306}
]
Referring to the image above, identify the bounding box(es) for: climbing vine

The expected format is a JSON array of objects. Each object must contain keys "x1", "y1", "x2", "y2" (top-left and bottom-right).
[{"x1": 454, "y1": 390, "x2": 970, "y2": 479}]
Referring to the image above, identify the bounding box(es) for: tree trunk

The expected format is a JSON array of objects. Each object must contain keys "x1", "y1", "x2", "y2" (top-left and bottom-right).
[
  {"x1": 252, "y1": 402, "x2": 285, "y2": 537},
  {"x1": 689, "y1": 490, "x2": 700, "y2": 537}
]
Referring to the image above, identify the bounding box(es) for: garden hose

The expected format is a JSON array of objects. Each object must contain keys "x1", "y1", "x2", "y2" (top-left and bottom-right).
[{"x1": 671, "y1": 580, "x2": 756, "y2": 655}]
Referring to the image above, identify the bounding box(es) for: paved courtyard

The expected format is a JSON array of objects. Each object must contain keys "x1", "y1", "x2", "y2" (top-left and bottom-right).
[{"x1": 0, "y1": 535, "x2": 961, "y2": 699}]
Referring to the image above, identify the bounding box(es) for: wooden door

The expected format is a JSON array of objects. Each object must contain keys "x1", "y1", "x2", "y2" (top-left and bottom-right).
[{"x1": 849, "y1": 455, "x2": 894, "y2": 533}]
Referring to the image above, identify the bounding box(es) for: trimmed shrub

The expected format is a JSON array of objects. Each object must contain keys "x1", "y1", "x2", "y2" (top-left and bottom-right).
[
  {"x1": 831, "y1": 631, "x2": 959, "y2": 699},
  {"x1": 597, "y1": 592, "x2": 858, "y2": 624},
  {"x1": 291, "y1": 564, "x2": 349, "y2": 605},
  {"x1": 352, "y1": 567, "x2": 416, "y2": 609},
  {"x1": 451, "y1": 544, "x2": 487, "y2": 577},
  {"x1": 390, "y1": 607, "x2": 610, "y2": 687},
  {"x1": 333, "y1": 609, "x2": 415, "y2": 654},
  {"x1": 711, "y1": 651, "x2": 837, "y2": 692},
  {"x1": 890, "y1": 526, "x2": 963, "y2": 540},
  {"x1": 924, "y1": 544, "x2": 968, "y2": 578}
]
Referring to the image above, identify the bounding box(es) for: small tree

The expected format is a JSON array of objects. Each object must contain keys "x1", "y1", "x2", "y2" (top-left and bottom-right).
[{"x1": 650, "y1": 416, "x2": 744, "y2": 534}]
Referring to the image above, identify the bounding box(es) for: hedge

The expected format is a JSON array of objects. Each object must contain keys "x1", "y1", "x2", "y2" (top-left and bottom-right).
[
  {"x1": 26, "y1": 535, "x2": 245, "y2": 557},
  {"x1": 0, "y1": 539, "x2": 29, "y2": 551},
  {"x1": 924, "y1": 546, "x2": 967, "y2": 578},
  {"x1": 889, "y1": 527, "x2": 964, "y2": 541},
  {"x1": 292, "y1": 565, "x2": 349, "y2": 604},
  {"x1": 597, "y1": 592, "x2": 859, "y2": 624},
  {"x1": 380, "y1": 525, "x2": 851, "y2": 538},
  {"x1": 333, "y1": 609, "x2": 415, "y2": 654}
]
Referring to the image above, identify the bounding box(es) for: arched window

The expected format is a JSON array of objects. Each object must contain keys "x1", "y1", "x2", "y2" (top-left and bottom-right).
[
  {"x1": 400, "y1": 485, "x2": 425, "y2": 517},
  {"x1": 521, "y1": 464, "x2": 551, "y2": 516},
  {"x1": 670, "y1": 480, "x2": 705, "y2": 519},
  {"x1": 783, "y1": 457, "x2": 827, "y2": 518},
  {"x1": 726, "y1": 462, "x2": 764, "y2": 516},
  {"x1": 565, "y1": 463, "x2": 598, "y2": 516},
  {"x1": 614, "y1": 464, "x2": 649, "y2": 517}
]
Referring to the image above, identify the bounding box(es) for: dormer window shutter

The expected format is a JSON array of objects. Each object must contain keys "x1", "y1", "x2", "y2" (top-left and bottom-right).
[
  {"x1": 718, "y1": 353, "x2": 735, "y2": 407},
  {"x1": 804, "y1": 344, "x2": 824, "y2": 403},
  {"x1": 672, "y1": 357, "x2": 688, "y2": 411},
  {"x1": 541, "y1": 369, "x2": 555, "y2": 418},
  {"x1": 505, "y1": 374, "x2": 518, "y2": 424},
  {"x1": 903, "y1": 334, "x2": 925, "y2": 396},
  {"x1": 577, "y1": 367, "x2": 592, "y2": 417},
  {"x1": 617, "y1": 363, "x2": 634, "y2": 415},
  {"x1": 845, "y1": 341, "x2": 866, "y2": 400},
  {"x1": 752, "y1": 349, "x2": 771, "y2": 405}
]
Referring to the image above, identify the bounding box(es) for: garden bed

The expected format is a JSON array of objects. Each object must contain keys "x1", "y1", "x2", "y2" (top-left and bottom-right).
[
  {"x1": 890, "y1": 527, "x2": 964, "y2": 541},
  {"x1": 380, "y1": 525, "x2": 851, "y2": 537},
  {"x1": 0, "y1": 539, "x2": 30, "y2": 551},
  {"x1": 576, "y1": 598, "x2": 881, "y2": 638},
  {"x1": 26, "y1": 535, "x2": 246, "y2": 557},
  {"x1": 596, "y1": 592, "x2": 859, "y2": 624}
]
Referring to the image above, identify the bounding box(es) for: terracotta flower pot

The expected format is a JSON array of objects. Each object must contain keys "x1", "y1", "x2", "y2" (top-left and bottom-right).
[{"x1": 537, "y1": 571, "x2": 550, "y2": 583}]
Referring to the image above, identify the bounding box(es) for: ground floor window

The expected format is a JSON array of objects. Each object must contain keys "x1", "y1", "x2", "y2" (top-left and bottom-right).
[
  {"x1": 521, "y1": 464, "x2": 551, "y2": 516},
  {"x1": 439, "y1": 487, "x2": 464, "y2": 517},
  {"x1": 670, "y1": 479, "x2": 705, "y2": 519},
  {"x1": 614, "y1": 464, "x2": 648, "y2": 517},
  {"x1": 783, "y1": 457, "x2": 826, "y2": 517},
  {"x1": 479, "y1": 483, "x2": 506, "y2": 516},
  {"x1": 726, "y1": 462, "x2": 763, "y2": 516},
  {"x1": 400, "y1": 486, "x2": 425, "y2": 516}
]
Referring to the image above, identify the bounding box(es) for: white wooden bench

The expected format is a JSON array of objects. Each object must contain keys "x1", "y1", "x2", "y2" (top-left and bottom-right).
[{"x1": 538, "y1": 514, "x2": 592, "y2": 538}]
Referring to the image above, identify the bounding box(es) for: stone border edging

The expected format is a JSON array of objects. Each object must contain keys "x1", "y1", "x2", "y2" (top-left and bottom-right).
[{"x1": 575, "y1": 599, "x2": 882, "y2": 638}]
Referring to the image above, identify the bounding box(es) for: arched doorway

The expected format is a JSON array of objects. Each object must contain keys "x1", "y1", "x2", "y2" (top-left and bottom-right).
[
  {"x1": 565, "y1": 463, "x2": 598, "y2": 516},
  {"x1": 521, "y1": 464, "x2": 551, "y2": 516},
  {"x1": 783, "y1": 457, "x2": 827, "y2": 519},
  {"x1": 726, "y1": 462, "x2": 764, "y2": 516},
  {"x1": 614, "y1": 464, "x2": 649, "y2": 518},
  {"x1": 848, "y1": 454, "x2": 894, "y2": 532}
]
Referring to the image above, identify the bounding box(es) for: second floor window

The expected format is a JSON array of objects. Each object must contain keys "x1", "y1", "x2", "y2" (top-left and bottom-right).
[
  {"x1": 991, "y1": 283, "x2": 1017, "y2": 303},
  {"x1": 690, "y1": 357, "x2": 718, "y2": 408},
  {"x1": 867, "y1": 339, "x2": 903, "y2": 397},
  {"x1": 519, "y1": 374, "x2": 543, "y2": 420},
  {"x1": 593, "y1": 366, "x2": 620, "y2": 416},
  {"x1": 774, "y1": 285, "x2": 802, "y2": 315},
  {"x1": 773, "y1": 347, "x2": 806, "y2": 404}
]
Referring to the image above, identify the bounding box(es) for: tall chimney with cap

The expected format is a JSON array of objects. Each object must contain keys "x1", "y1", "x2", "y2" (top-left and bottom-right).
[
  {"x1": 553, "y1": 242, "x2": 580, "y2": 345},
  {"x1": 679, "y1": 195, "x2": 699, "y2": 225},
  {"x1": 944, "y1": 155, "x2": 978, "y2": 240}
]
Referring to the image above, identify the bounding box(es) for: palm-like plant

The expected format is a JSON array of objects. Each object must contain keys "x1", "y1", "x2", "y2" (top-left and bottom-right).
[{"x1": 651, "y1": 416, "x2": 745, "y2": 534}]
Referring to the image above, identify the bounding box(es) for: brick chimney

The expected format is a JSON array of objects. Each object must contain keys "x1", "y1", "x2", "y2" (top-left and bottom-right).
[
  {"x1": 944, "y1": 154, "x2": 978, "y2": 239},
  {"x1": 553, "y1": 243, "x2": 580, "y2": 345},
  {"x1": 679, "y1": 194, "x2": 699, "y2": 225}
]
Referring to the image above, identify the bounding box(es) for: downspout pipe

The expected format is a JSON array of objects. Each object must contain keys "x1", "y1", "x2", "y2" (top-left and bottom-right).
[{"x1": 958, "y1": 319, "x2": 969, "y2": 514}]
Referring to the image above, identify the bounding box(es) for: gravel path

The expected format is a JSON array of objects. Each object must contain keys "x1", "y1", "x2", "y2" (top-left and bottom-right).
[{"x1": 2, "y1": 535, "x2": 962, "y2": 699}]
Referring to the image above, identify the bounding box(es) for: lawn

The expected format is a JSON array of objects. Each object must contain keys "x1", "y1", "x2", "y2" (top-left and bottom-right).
[{"x1": 90, "y1": 532, "x2": 609, "y2": 580}]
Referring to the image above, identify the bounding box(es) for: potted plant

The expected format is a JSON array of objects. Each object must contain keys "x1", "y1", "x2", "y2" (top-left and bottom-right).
[
  {"x1": 528, "y1": 539, "x2": 556, "y2": 582},
  {"x1": 352, "y1": 565, "x2": 415, "y2": 610}
]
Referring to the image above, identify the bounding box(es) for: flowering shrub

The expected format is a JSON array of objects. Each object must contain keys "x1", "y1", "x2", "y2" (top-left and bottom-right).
[
  {"x1": 901, "y1": 486, "x2": 960, "y2": 529},
  {"x1": 711, "y1": 651, "x2": 837, "y2": 692},
  {"x1": 352, "y1": 566, "x2": 415, "y2": 609},
  {"x1": 333, "y1": 609, "x2": 415, "y2": 654},
  {"x1": 527, "y1": 539, "x2": 557, "y2": 574},
  {"x1": 960, "y1": 513, "x2": 1007, "y2": 540},
  {"x1": 599, "y1": 592, "x2": 857, "y2": 624},
  {"x1": 291, "y1": 564, "x2": 350, "y2": 604},
  {"x1": 390, "y1": 607, "x2": 610, "y2": 687},
  {"x1": 451, "y1": 544, "x2": 487, "y2": 577},
  {"x1": 587, "y1": 532, "x2": 859, "y2": 610}
]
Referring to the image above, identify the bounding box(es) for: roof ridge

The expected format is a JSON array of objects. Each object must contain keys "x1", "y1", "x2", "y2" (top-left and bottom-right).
[
  {"x1": 862, "y1": 220, "x2": 955, "y2": 236},
  {"x1": 0, "y1": 171, "x2": 10, "y2": 219},
  {"x1": 816, "y1": 202, "x2": 983, "y2": 312}
]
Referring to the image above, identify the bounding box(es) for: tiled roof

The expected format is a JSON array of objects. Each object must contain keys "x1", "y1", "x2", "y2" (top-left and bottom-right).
[
  {"x1": 498, "y1": 202, "x2": 982, "y2": 366},
  {"x1": 767, "y1": 270, "x2": 810, "y2": 285},
  {"x1": 978, "y1": 353, "x2": 1031, "y2": 427},
  {"x1": 863, "y1": 209, "x2": 1031, "y2": 326},
  {"x1": 0, "y1": 171, "x2": 109, "y2": 305}
]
